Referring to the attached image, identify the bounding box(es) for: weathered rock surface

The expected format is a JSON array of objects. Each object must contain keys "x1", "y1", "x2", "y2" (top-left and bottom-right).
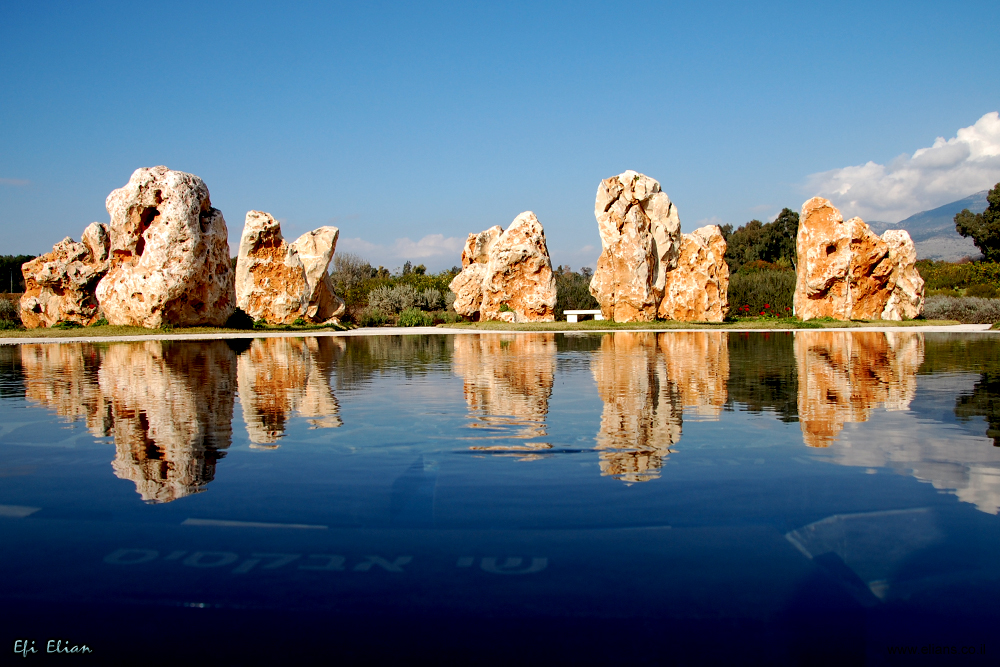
[
  {"x1": 95, "y1": 166, "x2": 235, "y2": 328},
  {"x1": 658, "y1": 225, "x2": 729, "y2": 322},
  {"x1": 449, "y1": 213, "x2": 556, "y2": 322},
  {"x1": 589, "y1": 171, "x2": 681, "y2": 322},
  {"x1": 794, "y1": 198, "x2": 925, "y2": 321},
  {"x1": 449, "y1": 226, "x2": 502, "y2": 318},
  {"x1": 235, "y1": 211, "x2": 345, "y2": 324},
  {"x1": 19, "y1": 223, "x2": 110, "y2": 328}
]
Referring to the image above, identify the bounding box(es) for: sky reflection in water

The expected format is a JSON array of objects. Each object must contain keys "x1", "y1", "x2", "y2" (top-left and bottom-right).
[{"x1": 1, "y1": 331, "x2": 998, "y2": 663}]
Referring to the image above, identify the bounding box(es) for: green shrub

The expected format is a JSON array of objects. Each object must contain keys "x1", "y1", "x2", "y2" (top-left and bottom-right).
[
  {"x1": 420, "y1": 288, "x2": 443, "y2": 310},
  {"x1": 498, "y1": 303, "x2": 513, "y2": 313},
  {"x1": 0, "y1": 320, "x2": 22, "y2": 330},
  {"x1": 53, "y1": 321, "x2": 83, "y2": 329},
  {"x1": 922, "y1": 296, "x2": 1000, "y2": 324},
  {"x1": 916, "y1": 260, "x2": 1000, "y2": 291},
  {"x1": 727, "y1": 269, "x2": 796, "y2": 318},
  {"x1": 397, "y1": 307, "x2": 433, "y2": 327},
  {"x1": 554, "y1": 266, "x2": 600, "y2": 319},
  {"x1": 966, "y1": 283, "x2": 999, "y2": 298},
  {"x1": 368, "y1": 283, "x2": 420, "y2": 313},
  {"x1": 358, "y1": 307, "x2": 390, "y2": 327},
  {"x1": 292, "y1": 317, "x2": 308, "y2": 326},
  {"x1": 89, "y1": 318, "x2": 109, "y2": 327},
  {"x1": 0, "y1": 297, "x2": 20, "y2": 323}
]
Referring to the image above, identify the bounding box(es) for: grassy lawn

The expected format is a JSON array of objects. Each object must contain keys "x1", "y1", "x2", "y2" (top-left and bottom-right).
[
  {"x1": 0, "y1": 322, "x2": 351, "y2": 339},
  {"x1": 438, "y1": 317, "x2": 964, "y2": 332}
]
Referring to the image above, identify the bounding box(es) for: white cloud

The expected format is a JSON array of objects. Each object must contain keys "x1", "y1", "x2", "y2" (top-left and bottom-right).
[
  {"x1": 806, "y1": 111, "x2": 1000, "y2": 222},
  {"x1": 338, "y1": 233, "x2": 466, "y2": 270}
]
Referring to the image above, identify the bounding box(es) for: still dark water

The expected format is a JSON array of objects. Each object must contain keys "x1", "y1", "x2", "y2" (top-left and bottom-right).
[{"x1": 1, "y1": 331, "x2": 998, "y2": 664}]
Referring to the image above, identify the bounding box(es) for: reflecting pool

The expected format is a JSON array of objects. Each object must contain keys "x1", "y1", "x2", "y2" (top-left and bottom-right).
[{"x1": 1, "y1": 331, "x2": 998, "y2": 664}]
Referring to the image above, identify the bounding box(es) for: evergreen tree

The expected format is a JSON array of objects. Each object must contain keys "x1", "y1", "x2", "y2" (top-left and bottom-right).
[{"x1": 955, "y1": 183, "x2": 1000, "y2": 262}]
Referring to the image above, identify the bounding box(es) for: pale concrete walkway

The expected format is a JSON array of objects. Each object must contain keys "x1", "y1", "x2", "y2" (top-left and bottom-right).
[{"x1": 0, "y1": 323, "x2": 994, "y2": 345}]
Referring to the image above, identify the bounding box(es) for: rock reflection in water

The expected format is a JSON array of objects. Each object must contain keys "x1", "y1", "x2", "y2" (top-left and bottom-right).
[
  {"x1": 21, "y1": 343, "x2": 111, "y2": 436},
  {"x1": 101, "y1": 341, "x2": 236, "y2": 503},
  {"x1": 21, "y1": 341, "x2": 236, "y2": 503},
  {"x1": 453, "y1": 334, "x2": 555, "y2": 459},
  {"x1": 591, "y1": 332, "x2": 728, "y2": 482},
  {"x1": 794, "y1": 331, "x2": 923, "y2": 448},
  {"x1": 237, "y1": 337, "x2": 344, "y2": 447}
]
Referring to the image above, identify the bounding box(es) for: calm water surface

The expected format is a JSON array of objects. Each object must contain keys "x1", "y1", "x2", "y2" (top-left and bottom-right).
[{"x1": 1, "y1": 331, "x2": 998, "y2": 664}]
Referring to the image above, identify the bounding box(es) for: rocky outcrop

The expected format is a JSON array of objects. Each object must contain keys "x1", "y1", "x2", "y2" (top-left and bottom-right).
[
  {"x1": 450, "y1": 226, "x2": 502, "y2": 318},
  {"x1": 453, "y1": 334, "x2": 556, "y2": 453},
  {"x1": 589, "y1": 171, "x2": 681, "y2": 322},
  {"x1": 235, "y1": 211, "x2": 345, "y2": 324},
  {"x1": 658, "y1": 225, "x2": 729, "y2": 322},
  {"x1": 95, "y1": 166, "x2": 235, "y2": 327},
  {"x1": 237, "y1": 337, "x2": 344, "y2": 447},
  {"x1": 795, "y1": 331, "x2": 923, "y2": 448},
  {"x1": 19, "y1": 223, "x2": 110, "y2": 328},
  {"x1": 449, "y1": 213, "x2": 556, "y2": 322},
  {"x1": 880, "y1": 230, "x2": 925, "y2": 320},
  {"x1": 794, "y1": 198, "x2": 925, "y2": 321}
]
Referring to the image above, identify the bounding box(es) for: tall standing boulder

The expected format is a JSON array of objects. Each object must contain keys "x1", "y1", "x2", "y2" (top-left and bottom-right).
[
  {"x1": 19, "y1": 222, "x2": 110, "y2": 328},
  {"x1": 450, "y1": 213, "x2": 556, "y2": 322},
  {"x1": 449, "y1": 226, "x2": 502, "y2": 318},
  {"x1": 589, "y1": 170, "x2": 681, "y2": 322},
  {"x1": 658, "y1": 225, "x2": 730, "y2": 322},
  {"x1": 794, "y1": 197, "x2": 924, "y2": 321},
  {"x1": 95, "y1": 166, "x2": 236, "y2": 327},
  {"x1": 234, "y1": 211, "x2": 345, "y2": 324}
]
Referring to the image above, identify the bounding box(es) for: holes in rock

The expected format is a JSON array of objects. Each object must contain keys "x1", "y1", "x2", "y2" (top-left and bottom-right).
[
  {"x1": 136, "y1": 206, "x2": 159, "y2": 257},
  {"x1": 825, "y1": 244, "x2": 837, "y2": 256}
]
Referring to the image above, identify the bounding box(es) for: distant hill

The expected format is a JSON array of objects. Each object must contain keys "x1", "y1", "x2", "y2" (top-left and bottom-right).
[{"x1": 868, "y1": 190, "x2": 989, "y2": 262}]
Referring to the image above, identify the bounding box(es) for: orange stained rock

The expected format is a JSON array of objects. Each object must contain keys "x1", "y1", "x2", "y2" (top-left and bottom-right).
[
  {"x1": 794, "y1": 331, "x2": 923, "y2": 448},
  {"x1": 794, "y1": 198, "x2": 924, "y2": 321},
  {"x1": 450, "y1": 214, "x2": 556, "y2": 323},
  {"x1": 589, "y1": 171, "x2": 681, "y2": 322},
  {"x1": 19, "y1": 223, "x2": 110, "y2": 328},
  {"x1": 658, "y1": 225, "x2": 730, "y2": 323}
]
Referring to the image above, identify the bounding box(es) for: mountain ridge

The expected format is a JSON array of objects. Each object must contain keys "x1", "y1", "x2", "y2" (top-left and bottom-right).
[{"x1": 867, "y1": 190, "x2": 989, "y2": 261}]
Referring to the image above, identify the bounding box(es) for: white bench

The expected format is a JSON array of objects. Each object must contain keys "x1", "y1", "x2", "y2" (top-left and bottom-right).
[{"x1": 564, "y1": 309, "x2": 605, "y2": 323}]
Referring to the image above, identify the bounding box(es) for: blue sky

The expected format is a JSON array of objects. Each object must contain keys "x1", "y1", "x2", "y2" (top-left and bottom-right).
[{"x1": 2, "y1": 0, "x2": 998, "y2": 270}]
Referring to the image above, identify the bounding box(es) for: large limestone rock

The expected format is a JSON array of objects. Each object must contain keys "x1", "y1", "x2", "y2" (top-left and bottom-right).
[
  {"x1": 794, "y1": 198, "x2": 925, "y2": 321},
  {"x1": 95, "y1": 166, "x2": 236, "y2": 328},
  {"x1": 449, "y1": 213, "x2": 556, "y2": 322},
  {"x1": 658, "y1": 225, "x2": 730, "y2": 322},
  {"x1": 235, "y1": 211, "x2": 345, "y2": 324},
  {"x1": 19, "y1": 223, "x2": 110, "y2": 328},
  {"x1": 589, "y1": 171, "x2": 681, "y2": 322},
  {"x1": 449, "y1": 226, "x2": 502, "y2": 318}
]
